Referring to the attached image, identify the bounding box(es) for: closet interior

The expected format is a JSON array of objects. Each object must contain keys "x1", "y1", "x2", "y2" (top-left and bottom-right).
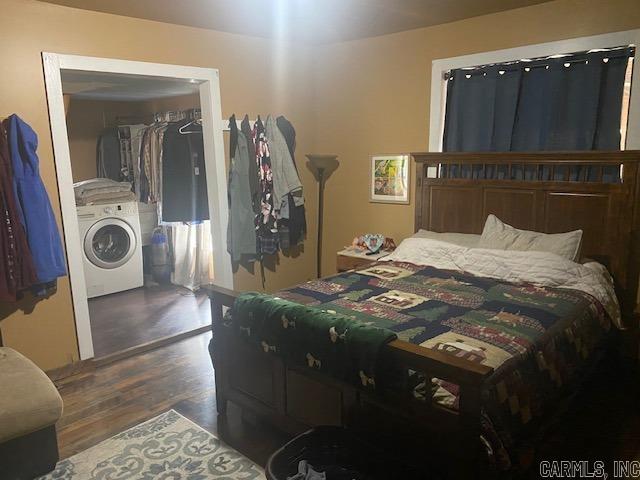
[{"x1": 62, "y1": 71, "x2": 213, "y2": 358}]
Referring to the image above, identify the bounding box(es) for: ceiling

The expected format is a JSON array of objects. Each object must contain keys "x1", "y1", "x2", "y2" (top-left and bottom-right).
[
  {"x1": 40, "y1": 0, "x2": 552, "y2": 44},
  {"x1": 61, "y1": 70, "x2": 202, "y2": 101}
]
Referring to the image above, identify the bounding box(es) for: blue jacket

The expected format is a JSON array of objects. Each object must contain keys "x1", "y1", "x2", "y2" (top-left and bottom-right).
[{"x1": 7, "y1": 114, "x2": 66, "y2": 283}]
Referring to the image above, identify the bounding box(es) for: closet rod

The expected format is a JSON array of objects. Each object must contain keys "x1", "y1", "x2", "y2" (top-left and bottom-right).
[{"x1": 113, "y1": 114, "x2": 256, "y2": 132}]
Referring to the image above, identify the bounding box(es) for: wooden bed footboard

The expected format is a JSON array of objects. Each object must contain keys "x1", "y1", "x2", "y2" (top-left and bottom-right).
[{"x1": 204, "y1": 284, "x2": 493, "y2": 476}]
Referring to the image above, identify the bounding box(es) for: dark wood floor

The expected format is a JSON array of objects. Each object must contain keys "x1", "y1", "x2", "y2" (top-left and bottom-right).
[
  {"x1": 88, "y1": 285, "x2": 210, "y2": 358},
  {"x1": 53, "y1": 332, "x2": 640, "y2": 477},
  {"x1": 54, "y1": 332, "x2": 289, "y2": 467}
]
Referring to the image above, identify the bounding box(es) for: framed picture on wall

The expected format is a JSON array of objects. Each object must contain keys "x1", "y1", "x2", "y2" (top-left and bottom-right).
[{"x1": 369, "y1": 154, "x2": 410, "y2": 204}]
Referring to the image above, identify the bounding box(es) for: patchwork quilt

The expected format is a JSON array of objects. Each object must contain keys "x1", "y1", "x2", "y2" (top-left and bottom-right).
[
  {"x1": 273, "y1": 260, "x2": 613, "y2": 468},
  {"x1": 226, "y1": 252, "x2": 613, "y2": 470}
]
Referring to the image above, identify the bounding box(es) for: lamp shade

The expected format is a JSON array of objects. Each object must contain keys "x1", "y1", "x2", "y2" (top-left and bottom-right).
[
  {"x1": 306, "y1": 154, "x2": 339, "y2": 183},
  {"x1": 306, "y1": 154, "x2": 339, "y2": 171}
]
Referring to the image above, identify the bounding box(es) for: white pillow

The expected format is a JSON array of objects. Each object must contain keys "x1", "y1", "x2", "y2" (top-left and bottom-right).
[
  {"x1": 478, "y1": 214, "x2": 582, "y2": 261},
  {"x1": 412, "y1": 230, "x2": 480, "y2": 248}
]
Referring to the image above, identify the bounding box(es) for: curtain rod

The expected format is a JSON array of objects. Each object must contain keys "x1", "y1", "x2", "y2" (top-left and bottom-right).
[{"x1": 444, "y1": 45, "x2": 635, "y2": 80}]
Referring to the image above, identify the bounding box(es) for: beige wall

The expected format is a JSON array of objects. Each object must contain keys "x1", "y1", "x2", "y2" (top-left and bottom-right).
[
  {"x1": 313, "y1": 0, "x2": 640, "y2": 278},
  {"x1": 0, "y1": 0, "x2": 318, "y2": 370},
  {"x1": 66, "y1": 94, "x2": 201, "y2": 182},
  {"x1": 67, "y1": 98, "x2": 100, "y2": 182},
  {"x1": 1, "y1": 0, "x2": 639, "y2": 371}
]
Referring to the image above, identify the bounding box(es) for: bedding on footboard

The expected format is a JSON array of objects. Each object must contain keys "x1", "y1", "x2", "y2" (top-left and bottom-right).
[{"x1": 227, "y1": 238, "x2": 619, "y2": 470}]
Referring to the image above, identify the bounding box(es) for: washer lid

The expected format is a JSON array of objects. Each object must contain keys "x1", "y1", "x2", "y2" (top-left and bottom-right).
[{"x1": 84, "y1": 218, "x2": 137, "y2": 269}]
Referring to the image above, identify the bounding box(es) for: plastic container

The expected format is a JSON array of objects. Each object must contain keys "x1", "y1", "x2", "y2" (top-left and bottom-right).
[
  {"x1": 266, "y1": 426, "x2": 429, "y2": 480},
  {"x1": 150, "y1": 227, "x2": 171, "y2": 283}
]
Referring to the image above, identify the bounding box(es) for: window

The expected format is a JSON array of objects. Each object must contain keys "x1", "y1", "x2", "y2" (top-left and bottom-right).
[{"x1": 441, "y1": 46, "x2": 635, "y2": 152}]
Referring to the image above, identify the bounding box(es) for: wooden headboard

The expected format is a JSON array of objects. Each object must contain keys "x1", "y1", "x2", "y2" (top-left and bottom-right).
[{"x1": 412, "y1": 151, "x2": 640, "y2": 325}]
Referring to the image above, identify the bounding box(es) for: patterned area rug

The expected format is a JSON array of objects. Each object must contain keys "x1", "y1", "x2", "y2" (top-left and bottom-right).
[{"x1": 39, "y1": 410, "x2": 264, "y2": 479}]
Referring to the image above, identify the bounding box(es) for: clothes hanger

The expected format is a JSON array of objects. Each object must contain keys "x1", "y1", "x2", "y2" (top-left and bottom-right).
[{"x1": 178, "y1": 118, "x2": 202, "y2": 134}]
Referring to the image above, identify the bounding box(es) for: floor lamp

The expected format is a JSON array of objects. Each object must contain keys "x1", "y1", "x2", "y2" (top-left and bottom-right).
[{"x1": 306, "y1": 154, "x2": 339, "y2": 278}]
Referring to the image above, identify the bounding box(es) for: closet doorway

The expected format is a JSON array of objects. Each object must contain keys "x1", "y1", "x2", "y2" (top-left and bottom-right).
[{"x1": 43, "y1": 54, "x2": 233, "y2": 361}]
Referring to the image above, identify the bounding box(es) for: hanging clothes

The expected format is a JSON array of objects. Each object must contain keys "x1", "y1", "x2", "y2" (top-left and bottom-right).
[
  {"x1": 276, "y1": 115, "x2": 307, "y2": 247},
  {"x1": 161, "y1": 119, "x2": 209, "y2": 223},
  {"x1": 138, "y1": 126, "x2": 152, "y2": 202},
  {"x1": 5, "y1": 114, "x2": 66, "y2": 284},
  {"x1": 265, "y1": 115, "x2": 302, "y2": 214},
  {"x1": 127, "y1": 124, "x2": 147, "y2": 197},
  {"x1": 122, "y1": 109, "x2": 213, "y2": 291},
  {"x1": 0, "y1": 120, "x2": 37, "y2": 301},
  {"x1": 117, "y1": 126, "x2": 134, "y2": 183},
  {"x1": 139, "y1": 122, "x2": 168, "y2": 204},
  {"x1": 96, "y1": 127, "x2": 122, "y2": 181},
  {"x1": 265, "y1": 115, "x2": 304, "y2": 252},
  {"x1": 226, "y1": 114, "x2": 305, "y2": 259},
  {"x1": 227, "y1": 115, "x2": 257, "y2": 262},
  {"x1": 253, "y1": 116, "x2": 278, "y2": 255},
  {"x1": 150, "y1": 123, "x2": 167, "y2": 204},
  {"x1": 241, "y1": 115, "x2": 260, "y2": 216}
]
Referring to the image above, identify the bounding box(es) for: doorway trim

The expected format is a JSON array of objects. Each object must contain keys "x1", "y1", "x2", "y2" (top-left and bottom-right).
[{"x1": 42, "y1": 53, "x2": 233, "y2": 360}]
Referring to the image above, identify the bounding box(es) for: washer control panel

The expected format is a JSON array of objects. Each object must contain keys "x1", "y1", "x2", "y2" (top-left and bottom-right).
[{"x1": 102, "y1": 204, "x2": 136, "y2": 216}]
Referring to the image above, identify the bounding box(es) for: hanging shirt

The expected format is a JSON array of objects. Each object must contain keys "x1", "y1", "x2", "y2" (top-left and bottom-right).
[
  {"x1": 227, "y1": 115, "x2": 257, "y2": 262},
  {"x1": 161, "y1": 120, "x2": 209, "y2": 222},
  {"x1": 117, "y1": 126, "x2": 133, "y2": 183},
  {"x1": 150, "y1": 124, "x2": 167, "y2": 203},
  {"x1": 127, "y1": 124, "x2": 147, "y2": 199},
  {"x1": 241, "y1": 115, "x2": 260, "y2": 215},
  {"x1": 96, "y1": 127, "x2": 122, "y2": 181},
  {"x1": 265, "y1": 115, "x2": 303, "y2": 214},
  {"x1": 276, "y1": 115, "x2": 307, "y2": 247},
  {"x1": 5, "y1": 114, "x2": 66, "y2": 284},
  {"x1": 140, "y1": 123, "x2": 164, "y2": 203},
  {"x1": 138, "y1": 127, "x2": 151, "y2": 202},
  {"x1": 253, "y1": 117, "x2": 278, "y2": 255}
]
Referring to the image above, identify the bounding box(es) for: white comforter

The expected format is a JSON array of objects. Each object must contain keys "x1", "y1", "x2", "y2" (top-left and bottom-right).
[{"x1": 381, "y1": 238, "x2": 621, "y2": 328}]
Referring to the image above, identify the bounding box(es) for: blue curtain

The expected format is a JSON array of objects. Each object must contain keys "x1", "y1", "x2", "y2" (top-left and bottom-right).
[{"x1": 443, "y1": 48, "x2": 632, "y2": 152}]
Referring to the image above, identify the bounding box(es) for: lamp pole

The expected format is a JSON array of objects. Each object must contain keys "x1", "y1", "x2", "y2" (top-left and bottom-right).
[
  {"x1": 306, "y1": 154, "x2": 338, "y2": 279},
  {"x1": 316, "y1": 167, "x2": 325, "y2": 278}
]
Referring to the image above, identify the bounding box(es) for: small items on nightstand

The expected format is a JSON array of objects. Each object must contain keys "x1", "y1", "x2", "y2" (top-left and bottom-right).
[{"x1": 336, "y1": 234, "x2": 396, "y2": 273}]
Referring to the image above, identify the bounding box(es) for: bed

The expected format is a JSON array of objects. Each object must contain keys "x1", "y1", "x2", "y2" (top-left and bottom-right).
[{"x1": 205, "y1": 151, "x2": 640, "y2": 477}]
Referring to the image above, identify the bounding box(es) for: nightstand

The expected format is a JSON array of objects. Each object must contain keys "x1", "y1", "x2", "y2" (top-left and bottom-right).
[{"x1": 336, "y1": 247, "x2": 391, "y2": 273}]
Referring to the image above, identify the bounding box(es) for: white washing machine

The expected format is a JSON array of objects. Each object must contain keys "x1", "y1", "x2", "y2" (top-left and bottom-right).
[{"x1": 77, "y1": 202, "x2": 144, "y2": 298}]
